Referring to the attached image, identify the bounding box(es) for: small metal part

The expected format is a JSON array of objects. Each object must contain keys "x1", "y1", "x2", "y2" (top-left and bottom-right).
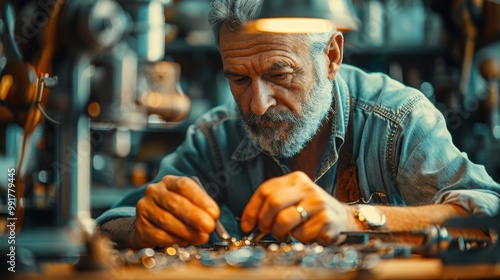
[
  {"x1": 223, "y1": 246, "x2": 266, "y2": 267},
  {"x1": 215, "y1": 220, "x2": 231, "y2": 241},
  {"x1": 267, "y1": 243, "x2": 279, "y2": 252},
  {"x1": 165, "y1": 246, "x2": 177, "y2": 256},
  {"x1": 141, "y1": 255, "x2": 156, "y2": 269},
  {"x1": 291, "y1": 243, "x2": 305, "y2": 252},
  {"x1": 281, "y1": 243, "x2": 292, "y2": 253},
  {"x1": 137, "y1": 248, "x2": 156, "y2": 269},
  {"x1": 191, "y1": 176, "x2": 231, "y2": 242},
  {"x1": 116, "y1": 241, "x2": 375, "y2": 271},
  {"x1": 341, "y1": 231, "x2": 371, "y2": 244},
  {"x1": 178, "y1": 250, "x2": 192, "y2": 262},
  {"x1": 123, "y1": 249, "x2": 140, "y2": 265},
  {"x1": 213, "y1": 241, "x2": 231, "y2": 251},
  {"x1": 247, "y1": 229, "x2": 267, "y2": 245},
  {"x1": 199, "y1": 249, "x2": 228, "y2": 267}
]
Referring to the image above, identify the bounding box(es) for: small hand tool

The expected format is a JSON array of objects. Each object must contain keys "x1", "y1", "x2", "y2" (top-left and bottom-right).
[{"x1": 191, "y1": 176, "x2": 231, "y2": 242}]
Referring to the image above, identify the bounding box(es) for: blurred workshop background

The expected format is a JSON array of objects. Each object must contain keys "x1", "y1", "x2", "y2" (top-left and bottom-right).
[{"x1": 0, "y1": 0, "x2": 499, "y2": 227}]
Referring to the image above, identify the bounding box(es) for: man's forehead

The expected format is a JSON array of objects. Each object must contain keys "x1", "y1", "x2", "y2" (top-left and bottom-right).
[{"x1": 219, "y1": 25, "x2": 311, "y2": 69}]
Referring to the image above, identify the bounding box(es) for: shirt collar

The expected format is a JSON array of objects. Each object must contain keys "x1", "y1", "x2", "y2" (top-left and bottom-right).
[
  {"x1": 231, "y1": 71, "x2": 350, "y2": 162},
  {"x1": 333, "y1": 71, "x2": 350, "y2": 143},
  {"x1": 231, "y1": 136, "x2": 262, "y2": 161}
]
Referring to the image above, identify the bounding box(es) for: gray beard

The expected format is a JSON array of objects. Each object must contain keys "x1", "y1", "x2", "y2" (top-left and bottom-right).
[{"x1": 238, "y1": 75, "x2": 334, "y2": 158}]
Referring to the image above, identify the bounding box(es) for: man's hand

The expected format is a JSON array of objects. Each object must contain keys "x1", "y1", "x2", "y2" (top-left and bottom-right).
[
  {"x1": 131, "y1": 176, "x2": 220, "y2": 248},
  {"x1": 241, "y1": 171, "x2": 357, "y2": 244}
]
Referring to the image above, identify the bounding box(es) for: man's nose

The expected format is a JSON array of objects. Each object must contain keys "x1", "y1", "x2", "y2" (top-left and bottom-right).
[{"x1": 250, "y1": 79, "x2": 276, "y2": 116}]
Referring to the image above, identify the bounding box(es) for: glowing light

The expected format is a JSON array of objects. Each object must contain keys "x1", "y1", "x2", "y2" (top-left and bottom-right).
[
  {"x1": 493, "y1": 125, "x2": 500, "y2": 139},
  {"x1": 87, "y1": 101, "x2": 101, "y2": 117},
  {"x1": 93, "y1": 155, "x2": 106, "y2": 171},
  {"x1": 247, "y1": 18, "x2": 334, "y2": 34},
  {"x1": 146, "y1": 91, "x2": 163, "y2": 108}
]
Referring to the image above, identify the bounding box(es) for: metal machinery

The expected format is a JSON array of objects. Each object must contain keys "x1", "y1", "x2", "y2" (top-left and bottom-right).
[{"x1": 0, "y1": 0, "x2": 190, "y2": 270}]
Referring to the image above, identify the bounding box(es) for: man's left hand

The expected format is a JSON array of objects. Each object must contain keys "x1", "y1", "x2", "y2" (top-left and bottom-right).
[{"x1": 241, "y1": 171, "x2": 356, "y2": 244}]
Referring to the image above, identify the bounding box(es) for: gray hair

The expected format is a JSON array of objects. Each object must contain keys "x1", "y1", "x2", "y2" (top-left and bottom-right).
[{"x1": 208, "y1": 0, "x2": 335, "y2": 58}]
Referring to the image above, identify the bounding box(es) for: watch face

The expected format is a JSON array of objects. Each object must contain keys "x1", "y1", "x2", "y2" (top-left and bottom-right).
[{"x1": 359, "y1": 205, "x2": 386, "y2": 227}]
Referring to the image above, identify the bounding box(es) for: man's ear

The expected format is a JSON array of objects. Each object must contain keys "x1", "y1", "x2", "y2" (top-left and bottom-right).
[{"x1": 325, "y1": 32, "x2": 344, "y2": 80}]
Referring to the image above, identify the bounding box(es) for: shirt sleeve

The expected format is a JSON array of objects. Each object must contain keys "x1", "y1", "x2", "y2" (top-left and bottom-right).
[{"x1": 395, "y1": 97, "x2": 500, "y2": 216}]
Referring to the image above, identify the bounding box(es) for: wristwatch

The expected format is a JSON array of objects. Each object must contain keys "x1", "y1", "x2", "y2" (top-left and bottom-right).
[{"x1": 354, "y1": 204, "x2": 386, "y2": 231}]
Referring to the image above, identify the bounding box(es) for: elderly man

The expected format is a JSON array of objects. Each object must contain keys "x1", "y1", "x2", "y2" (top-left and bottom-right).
[{"x1": 97, "y1": 0, "x2": 500, "y2": 249}]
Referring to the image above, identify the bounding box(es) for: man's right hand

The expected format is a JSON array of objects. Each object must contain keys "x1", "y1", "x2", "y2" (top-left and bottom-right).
[{"x1": 130, "y1": 175, "x2": 220, "y2": 248}]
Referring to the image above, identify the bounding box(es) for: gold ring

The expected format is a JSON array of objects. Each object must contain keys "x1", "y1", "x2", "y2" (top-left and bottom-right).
[{"x1": 296, "y1": 205, "x2": 308, "y2": 222}]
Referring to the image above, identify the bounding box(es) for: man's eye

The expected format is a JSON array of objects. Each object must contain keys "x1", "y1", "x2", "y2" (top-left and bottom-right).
[
  {"x1": 273, "y1": 73, "x2": 291, "y2": 80},
  {"x1": 233, "y1": 77, "x2": 249, "y2": 85}
]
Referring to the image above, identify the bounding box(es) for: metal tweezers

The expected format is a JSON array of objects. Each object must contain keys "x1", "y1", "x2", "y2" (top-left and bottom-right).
[
  {"x1": 246, "y1": 229, "x2": 267, "y2": 245},
  {"x1": 191, "y1": 176, "x2": 231, "y2": 242}
]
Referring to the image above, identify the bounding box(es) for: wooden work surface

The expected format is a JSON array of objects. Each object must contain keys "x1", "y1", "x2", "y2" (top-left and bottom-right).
[{"x1": 10, "y1": 258, "x2": 500, "y2": 280}]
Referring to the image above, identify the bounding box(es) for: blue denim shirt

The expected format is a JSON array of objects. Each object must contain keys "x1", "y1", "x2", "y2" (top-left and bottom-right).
[{"x1": 97, "y1": 64, "x2": 500, "y2": 241}]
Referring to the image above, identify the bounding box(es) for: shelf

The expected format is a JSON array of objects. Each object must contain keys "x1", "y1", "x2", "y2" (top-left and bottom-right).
[{"x1": 165, "y1": 38, "x2": 218, "y2": 54}]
